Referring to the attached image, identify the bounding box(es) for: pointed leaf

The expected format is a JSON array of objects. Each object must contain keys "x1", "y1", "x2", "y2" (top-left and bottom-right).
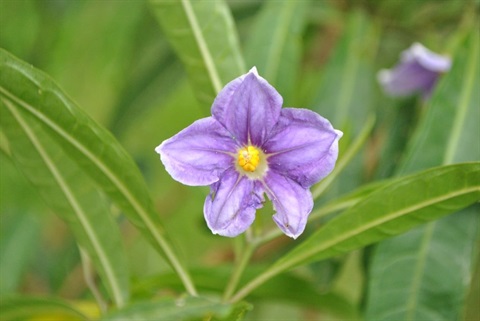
[
  {"x1": 231, "y1": 163, "x2": 480, "y2": 302},
  {"x1": 275, "y1": 163, "x2": 479, "y2": 269},
  {"x1": 366, "y1": 28, "x2": 480, "y2": 321},
  {"x1": 0, "y1": 48, "x2": 196, "y2": 295},
  {"x1": 1, "y1": 99, "x2": 129, "y2": 307},
  {"x1": 150, "y1": 0, "x2": 246, "y2": 107}
]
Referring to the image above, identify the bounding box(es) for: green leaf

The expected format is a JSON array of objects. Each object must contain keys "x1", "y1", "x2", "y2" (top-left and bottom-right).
[
  {"x1": 101, "y1": 296, "x2": 239, "y2": 321},
  {"x1": 0, "y1": 296, "x2": 88, "y2": 321},
  {"x1": 312, "y1": 9, "x2": 378, "y2": 133},
  {"x1": 0, "y1": 211, "x2": 39, "y2": 296},
  {"x1": 150, "y1": 0, "x2": 246, "y2": 107},
  {"x1": 366, "y1": 209, "x2": 478, "y2": 321},
  {"x1": 230, "y1": 162, "x2": 480, "y2": 302},
  {"x1": 365, "y1": 28, "x2": 480, "y2": 321},
  {"x1": 0, "y1": 48, "x2": 196, "y2": 296},
  {"x1": 1, "y1": 99, "x2": 129, "y2": 307},
  {"x1": 245, "y1": 0, "x2": 309, "y2": 105},
  {"x1": 275, "y1": 163, "x2": 479, "y2": 269},
  {"x1": 44, "y1": 1, "x2": 145, "y2": 126},
  {"x1": 310, "y1": 9, "x2": 379, "y2": 198},
  {"x1": 133, "y1": 267, "x2": 358, "y2": 319}
]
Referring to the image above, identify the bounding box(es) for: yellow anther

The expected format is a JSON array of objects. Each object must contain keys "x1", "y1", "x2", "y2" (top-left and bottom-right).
[{"x1": 237, "y1": 145, "x2": 260, "y2": 172}]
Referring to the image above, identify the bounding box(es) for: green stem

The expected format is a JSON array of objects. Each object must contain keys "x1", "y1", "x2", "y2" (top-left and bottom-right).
[
  {"x1": 228, "y1": 265, "x2": 283, "y2": 303},
  {"x1": 227, "y1": 115, "x2": 375, "y2": 303},
  {"x1": 312, "y1": 114, "x2": 375, "y2": 200},
  {"x1": 223, "y1": 236, "x2": 256, "y2": 302}
]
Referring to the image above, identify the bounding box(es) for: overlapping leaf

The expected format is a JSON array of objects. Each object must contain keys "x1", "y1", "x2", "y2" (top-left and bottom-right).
[
  {"x1": 1, "y1": 97, "x2": 129, "y2": 306},
  {"x1": 0, "y1": 48, "x2": 196, "y2": 295},
  {"x1": 231, "y1": 163, "x2": 480, "y2": 302},
  {"x1": 365, "y1": 27, "x2": 480, "y2": 321}
]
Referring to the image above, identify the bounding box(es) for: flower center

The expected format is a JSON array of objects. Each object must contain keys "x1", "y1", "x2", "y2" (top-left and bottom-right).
[
  {"x1": 238, "y1": 145, "x2": 260, "y2": 172},
  {"x1": 235, "y1": 145, "x2": 268, "y2": 179}
]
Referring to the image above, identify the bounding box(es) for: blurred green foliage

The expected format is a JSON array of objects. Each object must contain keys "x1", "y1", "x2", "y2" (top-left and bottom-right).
[{"x1": 0, "y1": 0, "x2": 478, "y2": 320}]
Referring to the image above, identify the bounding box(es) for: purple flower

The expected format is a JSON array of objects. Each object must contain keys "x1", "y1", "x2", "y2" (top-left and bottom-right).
[
  {"x1": 155, "y1": 68, "x2": 342, "y2": 239},
  {"x1": 378, "y1": 43, "x2": 451, "y2": 98}
]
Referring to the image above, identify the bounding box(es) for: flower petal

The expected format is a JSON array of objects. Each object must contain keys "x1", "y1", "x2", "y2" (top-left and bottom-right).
[
  {"x1": 378, "y1": 61, "x2": 439, "y2": 97},
  {"x1": 403, "y1": 43, "x2": 451, "y2": 72},
  {"x1": 262, "y1": 171, "x2": 313, "y2": 239},
  {"x1": 211, "y1": 67, "x2": 283, "y2": 146},
  {"x1": 204, "y1": 169, "x2": 264, "y2": 237},
  {"x1": 378, "y1": 43, "x2": 451, "y2": 97},
  {"x1": 264, "y1": 108, "x2": 342, "y2": 188},
  {"x1": 155, "y1": 117, "x2": 237, "y2": 186}
]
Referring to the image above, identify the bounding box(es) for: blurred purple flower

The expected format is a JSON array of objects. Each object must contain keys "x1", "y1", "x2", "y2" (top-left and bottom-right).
[
  {"x1": 156, "y1": 68, "x2": 342, "y2": 239},
  {"x1": 378, "y1": 43, "x2": 451, "y2": 98}
]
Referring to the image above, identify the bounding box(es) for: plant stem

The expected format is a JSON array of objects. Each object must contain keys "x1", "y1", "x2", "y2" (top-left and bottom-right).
[
  {"x1": 223, "y1": 240, "x2": 256, "y2": 302},
  {"x1": 227, "y1": 116, "x2": 375, "y2": 303},
  {"x1": 228, "y1": 265, "x2": 283, "y2": 303}
]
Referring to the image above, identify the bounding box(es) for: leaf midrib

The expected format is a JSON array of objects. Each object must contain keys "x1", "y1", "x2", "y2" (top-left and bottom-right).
[
  {"x1": 0, "y1": 83, "x2": 197, "y2": 296},
  {"x1": 444, "y1": 33, "x2": 479, "y2": 164},
  {"x1": 2, "y1": 98, "x2": 125, "y2": 306},
  {"x1": 180, "y1": 0, "x2": 223, "y2": 93},
  {"x1": 274, "y1": 184, "x2": 479, "y2": 273},
  {"x1": 403, "y1": 33, "x2": 479, "y2": 319}
]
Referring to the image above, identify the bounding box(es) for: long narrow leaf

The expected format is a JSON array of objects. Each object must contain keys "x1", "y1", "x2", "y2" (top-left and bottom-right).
[
  {"x1": 0, "y1": 211, "x2": 39, "y2": 296},
  {"x1": 101, "y1": 296, "x2": 241, "y2": 321},
  {"x1": 312, "y1": 9, "x2": 378, "y2": 133},
  {"x1": 0, "y1": 48, "x2": 196, "y2": 295},
  {"x1": 365, "y1": 27, "x2": 480, "y2": 321},
  {"x1": 311, "y1": 9, "x2": 379, "y2": 198},
  {"x1": 230, "y1": 163, "x2": 480, "y2": 302},
  {"x1": 0, "y1": 296, "x2": 89, "y2": 321},
  {"x1": 150, "y1": 0, "x2": 245, "y2": 107},
  {"x1": 245, "y1": 0, "x2": 309, "y2": 105},
  {"x1": 1, "y1": 98, "x2": 129, "y2": 307}
]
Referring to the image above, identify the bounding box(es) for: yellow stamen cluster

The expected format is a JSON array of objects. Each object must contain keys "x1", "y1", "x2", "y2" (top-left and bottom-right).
[{"x1": 238, "y1": 145, "x2": 260, "y2": 172}]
